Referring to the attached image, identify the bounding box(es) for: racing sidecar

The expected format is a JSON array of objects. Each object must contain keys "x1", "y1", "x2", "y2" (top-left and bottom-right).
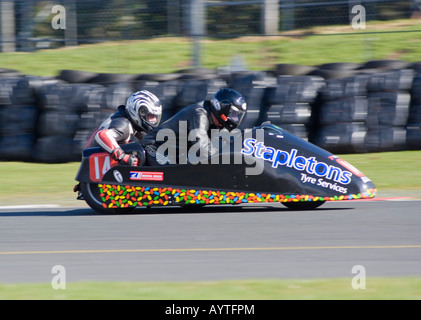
[{"x1": 75, "y1": 123, "x2": 376, "y2": 214}]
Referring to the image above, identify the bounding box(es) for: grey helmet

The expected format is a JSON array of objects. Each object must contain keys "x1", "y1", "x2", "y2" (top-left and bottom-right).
[{"x1": 125, "y1": 90, "x2": 162, "y2": 132}]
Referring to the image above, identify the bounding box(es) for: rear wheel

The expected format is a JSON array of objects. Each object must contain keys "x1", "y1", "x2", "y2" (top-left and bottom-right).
[
  {"x1": 282, "y1": 201, "x2": 324, "y2": 210},
  {"x1": 79, "y1": 182, "x2": 135, "y2": 214}
]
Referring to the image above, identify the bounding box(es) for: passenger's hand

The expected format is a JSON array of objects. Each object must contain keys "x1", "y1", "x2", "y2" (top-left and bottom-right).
[
  {"x1": 120, "y1": 153, "x2": 139, "y2": 166},
  {"x1": 111, "y1": 147, "x2": 138, "y2": 166}
]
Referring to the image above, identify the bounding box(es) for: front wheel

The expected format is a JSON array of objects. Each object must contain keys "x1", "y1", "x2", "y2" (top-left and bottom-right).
[
  {"x1": 282, "y1": 201, "x2": 324, "y2": 210},
  {"x1": 79, "y1": 182, "x2": 135, "y2": 214}
]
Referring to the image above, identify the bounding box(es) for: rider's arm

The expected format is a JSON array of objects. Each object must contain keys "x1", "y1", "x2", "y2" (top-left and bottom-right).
[
  {"x1": 95, "y1": 127, "x2": 122, "y2": 153},
  {"x1": 189, "y1": 107, "x2": 218, "y2": 157},
  {"x1": 95, "y1": 118, "x2": 138, "y2": 166}
]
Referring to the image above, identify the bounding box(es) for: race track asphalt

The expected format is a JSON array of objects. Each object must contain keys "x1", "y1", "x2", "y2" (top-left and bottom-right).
[{"x1": 0, "y1": 200, "x2": 420, "y2": 283}]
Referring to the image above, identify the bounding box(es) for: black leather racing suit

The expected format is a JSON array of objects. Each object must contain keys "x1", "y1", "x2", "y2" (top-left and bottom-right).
[
  {"x1": 86, "y1": 105, "x2": 147, "y2": 152},
  {"x1": 141, "y1": 100, "x2": 219, "y2": 165},
  {"x1": 74, "y1": 105, "x2": 146, "y2": 199}
]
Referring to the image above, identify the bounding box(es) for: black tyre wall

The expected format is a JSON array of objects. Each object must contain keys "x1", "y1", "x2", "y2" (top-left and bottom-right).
[{"x1": 2, "y1": 61, "x2": 421, "y2": 163}]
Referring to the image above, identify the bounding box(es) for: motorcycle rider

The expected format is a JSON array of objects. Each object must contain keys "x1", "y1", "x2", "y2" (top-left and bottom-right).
[
  {"x1": 88, "y1": 90, "x2": 162, "y2": 166},
  {"x1": 74, "y1": 90, "x2": 162, "y2": 198},
  {"x1": 141, "y1": 88, "x2": 247, "y2": 165}
]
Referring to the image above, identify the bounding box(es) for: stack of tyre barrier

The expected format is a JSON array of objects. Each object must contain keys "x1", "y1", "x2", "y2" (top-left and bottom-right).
[
  {"x1": 407, "y1": 63, "x2": 421, "y2": 150},
  {"x1": 364, "y1": 67, "x2": 414, "y2": 152},
  {"x1": 171, "y1": 69, "x2": 227, "y2": 116},
  {"x1": 310, "y1": 63, "x2": 371, "y2": 153},
  {"x1": 0, "y1": 73, "x2": 38, "y2": 161},
  {"x1": 309, "y1": 60, "x2": 416, "y2": 153},
  {"x1": 1, "y1": 60, "x2": 421, "y2": 163},
  {"x1": 228, "y1": 71, "x2": 276, "y2": 130},
  {"x1": 263, "y1": 74, "x2": 325, "y2": 140},
  {"x1": 33, "y1": 71, "x2": 143, "y2": 163}
]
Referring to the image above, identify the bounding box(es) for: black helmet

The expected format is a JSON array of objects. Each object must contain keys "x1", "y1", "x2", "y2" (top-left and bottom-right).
[{"x1": 210, "y1": 88, "x2": 247, "y2": 131}]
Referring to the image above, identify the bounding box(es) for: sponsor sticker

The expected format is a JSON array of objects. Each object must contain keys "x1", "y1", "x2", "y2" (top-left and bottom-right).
[
  {"x1": 113, "y1": 170, "x2": 123, "y2": 183},
  {"x1": 241, "y1": 138, "x2": 353, "y2": 185},
  {"x1": 130, "y1": 171, "x2": 164, "y2": 181}
]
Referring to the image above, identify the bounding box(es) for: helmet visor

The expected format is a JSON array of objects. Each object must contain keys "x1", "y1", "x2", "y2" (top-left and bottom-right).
[
  {"x1": 139, "y1": 105, "x2": 162, "y2": 127},
  {"x1": 212, "y1": 97, "x2": 246, "y2": 130},
  {"x1": 227, "y1": 105, "x2": 246, "y2": 125}
]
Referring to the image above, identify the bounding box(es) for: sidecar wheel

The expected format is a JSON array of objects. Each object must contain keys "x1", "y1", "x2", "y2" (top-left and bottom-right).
[
  {"x1": 79, "y1": 182, "x2": 135, "y2": 214},
  {"x1": 282, "y1": 201, "x2": 324, "y2": 210}
]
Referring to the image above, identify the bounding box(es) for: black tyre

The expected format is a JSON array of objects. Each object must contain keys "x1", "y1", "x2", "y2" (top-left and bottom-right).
[
  {"x1": 282, "y1": 201, "x2": 324, "y2": 210},
  {"x1": 308, "y1": 68, "x2": 356, "y2": 80},
  {"x1": 272, "y1": 64, "x2": 316, "y2": 76},
  {"x1": 88, "y1": 73, "x2": 137, "y2": 85},
  {"x1": 358, "y1": 59, "x2": 410, "y2": 71},
  {"x1": 318, "y1": 62, "x2": 362, "y2": 71},
  {"x1": 0, "y1": 68, "x2": 21, "y2": 78},
  {"x1": 32, "y1": 136, "x2": 76, "y2": 163},
  {"x1": 136, "y1": 73, "x2": 181, "y2": 81},
  {"x1": 58, "y1": 70, "x2": 97, "y2": 83},
  {"x1": 79, "y1": 182, "x2": 136, "y2": 214}
]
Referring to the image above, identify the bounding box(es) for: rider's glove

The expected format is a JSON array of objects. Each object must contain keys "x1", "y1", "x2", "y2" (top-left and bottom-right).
[
  {"x1": 111, "y1": 147, "x2": 139, "y2": 166},
  {"x1": 121, "y1": 153, "x2": 139, "y2": 166}
]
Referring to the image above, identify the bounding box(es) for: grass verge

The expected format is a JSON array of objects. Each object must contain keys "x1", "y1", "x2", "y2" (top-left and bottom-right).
[
  {"x1": 2, "y1": 19, "x2": 421, "y2": 76},
  {"x1": 341, "y1": 150, "x2": 421, "y2": 198},
  {"x1": 1, "y1": 277, "x2": 421, "y2": 300}
]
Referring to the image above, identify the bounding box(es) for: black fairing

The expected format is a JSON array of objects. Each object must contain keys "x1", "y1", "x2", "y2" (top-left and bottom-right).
[{"x1": 75, "y1": 124, "x2": 375, "y2": 199}]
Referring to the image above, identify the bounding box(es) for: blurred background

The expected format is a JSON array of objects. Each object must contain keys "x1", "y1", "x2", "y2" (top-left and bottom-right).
[
  {"x1": 1, "y1": 0, "x2": 419, "y2": 50},
  {"x1": 1, "y1": 0, "x2": 421, "y2": 163}
]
